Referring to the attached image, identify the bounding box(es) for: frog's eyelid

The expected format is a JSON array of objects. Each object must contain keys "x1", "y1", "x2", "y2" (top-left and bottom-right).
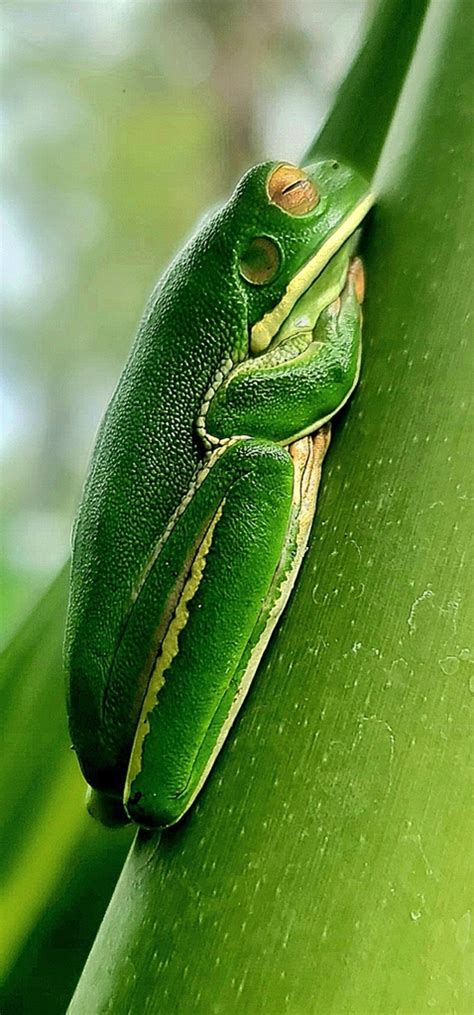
[{"x1": 281, "y1": 179, "x2": 306, "y2": 195}]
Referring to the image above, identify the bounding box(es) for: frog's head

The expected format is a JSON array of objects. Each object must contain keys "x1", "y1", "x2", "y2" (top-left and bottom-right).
[{"x1": 221, "y1": 159, "x2": 373, "y2": 354}]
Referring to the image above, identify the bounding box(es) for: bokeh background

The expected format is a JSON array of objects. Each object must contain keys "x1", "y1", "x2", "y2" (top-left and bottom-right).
[{"x1": 1, "y1": 0, "x2": 371, "y2": 646}]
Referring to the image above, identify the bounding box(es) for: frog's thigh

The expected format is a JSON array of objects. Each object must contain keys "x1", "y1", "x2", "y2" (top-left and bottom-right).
[{"x1": 125, "y1": 438, "x2": 295, "y2": 828}]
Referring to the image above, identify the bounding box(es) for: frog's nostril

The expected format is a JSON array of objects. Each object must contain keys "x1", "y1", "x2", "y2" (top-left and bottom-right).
[{"x1": 331, "y1": 161, "x2": 339, "y2": 170}]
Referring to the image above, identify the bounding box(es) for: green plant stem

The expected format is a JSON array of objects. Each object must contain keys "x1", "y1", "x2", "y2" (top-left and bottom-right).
[
  {"x1": 304, "y1": 0, "x2": 430, "y2": 178},
  {"x1": 67, "y1": 0, "x2": 472, "y2": 1012}
]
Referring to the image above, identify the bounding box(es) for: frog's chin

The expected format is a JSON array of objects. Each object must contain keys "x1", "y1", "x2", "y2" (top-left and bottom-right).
[{"x1": 250, "y1": 191, "x2": 374, "y2": 356}]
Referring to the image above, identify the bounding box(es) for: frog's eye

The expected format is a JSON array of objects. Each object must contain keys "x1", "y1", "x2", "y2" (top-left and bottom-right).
[
  {"x1": 267, "y1": 163, "x2": 319, "y2": 215},
  {"x1": 239, "y1": 236, "x2": 280, "y2": 286}
]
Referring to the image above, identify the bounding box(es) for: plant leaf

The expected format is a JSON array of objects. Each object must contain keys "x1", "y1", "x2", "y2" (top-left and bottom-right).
[{"x1": 67, "y1": 0, "x2": 473, "y2": 1012}]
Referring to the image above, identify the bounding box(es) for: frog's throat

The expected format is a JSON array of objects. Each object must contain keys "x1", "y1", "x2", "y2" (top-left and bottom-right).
[{"x1": 250, "y1": 192, "x2": 374, "y2": 355}]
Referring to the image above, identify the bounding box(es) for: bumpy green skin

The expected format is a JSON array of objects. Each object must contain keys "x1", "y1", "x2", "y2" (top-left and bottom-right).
[{"x1": 65, "y1": 160, "x2": 371, "y2": 828}]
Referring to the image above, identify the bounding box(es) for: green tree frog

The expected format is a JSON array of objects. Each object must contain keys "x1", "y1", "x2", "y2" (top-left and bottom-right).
[{"x1": 65, "y1": 160, "x2": 374, "y2": 829}]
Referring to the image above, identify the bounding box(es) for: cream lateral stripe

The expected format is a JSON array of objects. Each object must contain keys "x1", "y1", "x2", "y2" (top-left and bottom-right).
[
  {"x1": 251, "y1": 193, "x2": 374, "y2": 353},
  {"x1": 130, "y1": 438, "x2": 234, "y2": 606},
  {"x1": 196, "y1": 354, "x2": 236, "y2": 446},
  {"x1": 124, "y1": 500, "x2": 226, "y2": 796}
]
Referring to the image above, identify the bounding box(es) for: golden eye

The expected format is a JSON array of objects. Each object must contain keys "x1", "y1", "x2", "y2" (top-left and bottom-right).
[
  {"x1": 239, "y1": 236, "x2": 280, "y2": 285},
  {"x1": 267, "y1": 163, "x2": 319, "y2": 215}
]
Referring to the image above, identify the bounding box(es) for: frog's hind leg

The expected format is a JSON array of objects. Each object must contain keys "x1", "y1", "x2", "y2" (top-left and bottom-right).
[
  {"x1": 124, "y1": 428, "x2": 330, "y2": 828},
  {"x1": 191, "y1": 425, "x2": 331, "y2": 808},
  {"x1": 124, "y1": 437, "x2": 294, "y2": 827},
  {"x1": 230, "y1": 426, "x2": 331, "y2": 707}
]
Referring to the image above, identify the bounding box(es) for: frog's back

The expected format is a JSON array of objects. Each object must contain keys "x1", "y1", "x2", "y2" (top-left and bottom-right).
[{"x1": 65, "y1": 223, "x2": 245, "y2": 784}]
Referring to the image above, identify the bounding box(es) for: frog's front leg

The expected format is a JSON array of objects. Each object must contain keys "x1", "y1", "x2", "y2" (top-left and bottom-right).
[
  {"x1": 204, "y1": 258, "x2": 364, "y2": 446},
  {"x1": 122, "y1": 431, "x2": 328, "y2": 828}
]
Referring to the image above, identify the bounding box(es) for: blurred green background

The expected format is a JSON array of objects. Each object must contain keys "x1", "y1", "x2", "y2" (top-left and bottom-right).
[{"x1": 1, "y1": 0, "x2": 370, "y2": 646}]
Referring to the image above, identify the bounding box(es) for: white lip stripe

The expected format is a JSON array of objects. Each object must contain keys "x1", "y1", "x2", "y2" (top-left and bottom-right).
[{"x1": 250, "y1": 192, "x2": 374, "y2": 354}]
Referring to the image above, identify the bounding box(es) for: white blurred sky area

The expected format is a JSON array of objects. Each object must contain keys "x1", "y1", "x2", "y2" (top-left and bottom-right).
[{"x1": 0, "y1": 0, "x2": 370, "y2": 641}]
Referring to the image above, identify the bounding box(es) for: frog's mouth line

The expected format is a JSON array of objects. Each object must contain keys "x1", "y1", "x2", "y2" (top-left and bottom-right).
[{"x1": 250, "y1": 191, "x2": 374, "y2": 355}]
